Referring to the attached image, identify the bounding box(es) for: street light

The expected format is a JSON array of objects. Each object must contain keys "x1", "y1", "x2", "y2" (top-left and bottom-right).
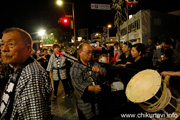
[
  {"x1": 38, "y1": 29, "x2": 46, "y2": 37},
  {"x1": 37, "y1": 29, "x2": 46, "y2": 49},
  {"x1": 38, "y1": 29, "x2": 46, "y2": 42},
  {"x1": 107, "y1": 24, "x2": 112, "y2": 41},
  {"x1": 56, "y1": 0, "x2": 63, "y2": 5},
  {"x1": 56, "y1": 0, "x2": 77, "y2": 50}
]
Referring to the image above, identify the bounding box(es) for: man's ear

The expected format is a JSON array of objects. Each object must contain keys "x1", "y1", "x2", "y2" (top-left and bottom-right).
[
  {"x1": 27, "y1": 44, "x2": 32, "y2": 53},
  {"x1": 78, "y1": 50, "x2": 82, "y2": 55}
]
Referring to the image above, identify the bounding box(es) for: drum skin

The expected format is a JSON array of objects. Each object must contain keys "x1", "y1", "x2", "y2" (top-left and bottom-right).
[
  {"x1": 126, "y1": 69, "x2": 161, "y2": 103},
  {"x1": 126, "y1": 69, "x2": 180, "y2": 120}
]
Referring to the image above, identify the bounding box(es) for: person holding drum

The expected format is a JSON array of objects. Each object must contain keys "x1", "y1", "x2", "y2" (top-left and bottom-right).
[{"x1": 70, "y1": 43, "x2": 106, "y2": 120}]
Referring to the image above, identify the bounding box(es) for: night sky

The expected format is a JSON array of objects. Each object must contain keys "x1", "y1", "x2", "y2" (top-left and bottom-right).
[{"x1": 0, "y1": 0, "x2": 179, "y2": 39}]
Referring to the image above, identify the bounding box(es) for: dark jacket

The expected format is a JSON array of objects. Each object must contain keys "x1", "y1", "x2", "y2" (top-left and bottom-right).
[
  {"x1": 126, "y1": 57, "x2": 154, "y2": 71},
  {"x1": 158, "y1": 59, "x2": 179, "y2": 73},
  {"x1": 116, "y1": 52, "x2": 134, "y2": 65}
]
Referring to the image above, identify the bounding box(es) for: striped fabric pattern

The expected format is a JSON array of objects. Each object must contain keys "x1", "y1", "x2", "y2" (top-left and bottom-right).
[
  {"x1": 47, "y1": 53, "x2": 67, "y2": 80},
  {"x1": 70, "y1": 61, "x2": 106, "y2": 119},
  {"x1": 0, "y1": 60, "x2": 52, "y2": 120}
]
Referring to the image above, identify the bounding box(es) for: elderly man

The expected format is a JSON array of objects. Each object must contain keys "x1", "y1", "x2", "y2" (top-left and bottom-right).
[
  {"x1": 71, "y1": 43, "x2": 106, "y2": 120},
  {"x1": 0, "y1": 27, "x2": 52, "y2": 119}
]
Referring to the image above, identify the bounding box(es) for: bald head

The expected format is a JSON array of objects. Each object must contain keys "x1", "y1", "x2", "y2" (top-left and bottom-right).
[{"x1": 78, "y1": 43, "x2": 92, "y2": 52}]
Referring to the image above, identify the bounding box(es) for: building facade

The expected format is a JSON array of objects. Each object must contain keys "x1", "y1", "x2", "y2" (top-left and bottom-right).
[{"x1": 120, "y1": 9, "x2": 180, "y2": 44}]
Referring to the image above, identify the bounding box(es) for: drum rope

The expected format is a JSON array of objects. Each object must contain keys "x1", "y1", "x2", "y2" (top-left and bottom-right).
[{"x1": 140, "y1": 81, "x2": 175, "y2": 113}]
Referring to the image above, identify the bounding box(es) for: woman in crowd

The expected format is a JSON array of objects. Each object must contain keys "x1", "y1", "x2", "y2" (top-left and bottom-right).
[
  {"x1": 113, "y1": 42, "x2": 121, "y2": 64},
  {"x1": 122, "y1": 43, "x2": 153, "y2": 71},
  {"x1": 116, "y1": 42, "x2": 134, "y2": 65}
]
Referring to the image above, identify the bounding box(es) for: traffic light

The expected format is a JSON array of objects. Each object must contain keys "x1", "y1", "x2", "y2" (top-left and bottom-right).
[
  {"x1": 58, "y1": 17, "x2": 70, "y2": 25},
  {"x1": 62, "y1": 18, "x2": 68, "y2": 24}
]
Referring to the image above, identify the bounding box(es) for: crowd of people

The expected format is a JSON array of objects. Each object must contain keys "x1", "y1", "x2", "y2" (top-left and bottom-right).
[
  {"x1": 0, "y1": 27, "x2": 180, "y2": 120},
  {"x1": 113, "y1": 38, "x2": 180, "y2": 74}
]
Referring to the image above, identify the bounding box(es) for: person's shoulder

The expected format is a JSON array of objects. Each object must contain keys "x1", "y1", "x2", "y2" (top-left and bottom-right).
[
  {"x1": 136, "y1": 57, "x2": 148, "y2": 64},
  {"x1": 154, "y1": 48, "x2": 161, "y2": 53},
  {"x1": 145, "y1": 44, "x2": 149, "y2": 47},
  {"x1": 121, "y1": 52, "x2": 125, "y2": 56},
  {"x1": 156, "y1": 48, "x2": 161, "y2": 51},
  {"x1": 46, "y1": 54, "x2": 50, "y2": 58},
  {"x1": 20, "y1": 61, "x2": 44, "y2": 80},
  {"x1": 72, "y1": 62, "x2": 80, "y2": 68},
  {"x1": 93, "y1": 61, "x2": 99, "y2": 65},
  {"x1": 49, "y1": 53, "x2": 55, "y2": 59},
  {"x1": 26, "y1": 60, "x2": 46, "y2": 73},
  {"x1": 172, "y1": 49, "x2": 178, "y2": 54},
  {"x1": 92, "y1": 61, "x2": 102, "y2": 67},
  {"x1": 71, "y1": 62, "x2": 84, "y2": 73}
]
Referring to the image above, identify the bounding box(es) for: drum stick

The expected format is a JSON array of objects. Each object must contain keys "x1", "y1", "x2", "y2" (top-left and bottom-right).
[{"x1": 56, "y1": 52, "x2": 92, "y2": 69}]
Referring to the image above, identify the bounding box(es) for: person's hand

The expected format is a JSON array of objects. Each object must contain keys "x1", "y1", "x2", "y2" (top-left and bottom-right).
[
  {"x1": 49, "y1": 72, "x2": 52, "y2": 78},
  {"x1": 116, "y1": 59, "x2": 122, "y2": 62},
  {"x1": 160, "y1": 71, "x2": 169, "y2": 76},
  {"x1": 88, "y1": 85, "x2": 101, "y2": 94},
  {"x1": 37, "y1": 56, "x2": 42, "y2": 60},
  {"x1": 116, "y1": 64, "x2": 126, "y2": 67},
  {"x1": 157, "y1": 58, "x2": 162, "y2": 63},
  {"x1": 126, "y1": 62, "x2": 132, "y2": 64},
  {"x1": 93, "y1": 85, "x2": 101, "y2": 94},
  {"x1": 92, "y1": 66, "x2": 101, "y2": 73},
  {"x1": 42, "y1": 56, "x2": 46, "y2": 59}
]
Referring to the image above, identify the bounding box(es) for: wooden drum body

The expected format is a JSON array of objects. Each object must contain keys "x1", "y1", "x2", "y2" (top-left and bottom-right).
[{"x1": 126, "y1": 69, "x2": 180, "y2": 120}]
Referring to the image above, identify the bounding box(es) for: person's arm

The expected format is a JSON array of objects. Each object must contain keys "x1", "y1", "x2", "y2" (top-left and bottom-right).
[
  {"x1": 71, "y1": 63, "x2": 92, "y2": 97},
  {"x1": 21, "y1": 68, "x2": 52, "y2": 119},
  {"x1": 116, "y1": 64, "x2": 126, "y2": 67},
  {"x1": 92, "y1": 66, "x2": 103, "y2": 75},
  {"x1": 46, "y1": 54, "x2": 53, "y2": 72},
  {"x1": 160, "y1": 71, "x2": 180, "y2": 77},
  {"x1": 37, "y1": 56, "x2": 46, "y2": 60},
  {"x1": 49, "y1": 72, "x2": 52, "y2": 78},
  {"x1": 116, "y1": 59, "x2": 122, "y2": 62},
  {"x1": 115, "y1": 51, "x2": 121, "y2": 62},
  {"x1": 92, "y1": 62, "x2": 106, "y2": 76},
  {"x1": 71, "y1": 63, "x2": 102, "y2": 97},
  {"x1": 152, "y1": 50, "x2": 160, "y2": 67}
]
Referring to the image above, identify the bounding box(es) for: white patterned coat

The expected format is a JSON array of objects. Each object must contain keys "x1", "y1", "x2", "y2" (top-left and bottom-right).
[
  {"x1": 46, "y1": 53, "x2": 67, "y2": 80},
  {"x1": 0, "y1": 59, "x2": 52, "y2": 120}
]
